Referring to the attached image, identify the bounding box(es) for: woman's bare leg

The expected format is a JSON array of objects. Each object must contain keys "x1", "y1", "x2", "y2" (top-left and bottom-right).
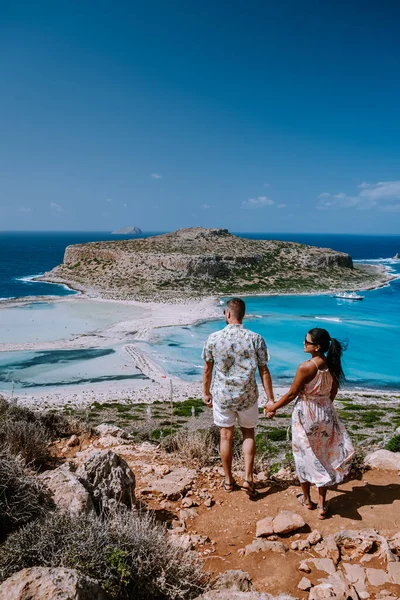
[{"x1": 299, "y1": 481, "x2": 312, "y2": 507}]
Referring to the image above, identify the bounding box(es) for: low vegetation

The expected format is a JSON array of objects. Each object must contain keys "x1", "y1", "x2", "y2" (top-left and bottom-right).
[
  {"x1": 0, "y1": 510, "x2": 207, "y2": 599},
  {"x1": 0, "y1": 450, "x2": 53, "y2": 539}
]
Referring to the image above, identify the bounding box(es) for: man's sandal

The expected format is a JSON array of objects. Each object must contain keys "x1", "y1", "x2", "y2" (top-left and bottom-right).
[
  {"x1": 223, "y1": 480, "x2": 235, "y2": 493},
  {"x1": 242, "y1": 480, "x2": 259, "y2": 498},
  {"x1": 296, "y1": 493, "x2": 314, "y2": 510}
]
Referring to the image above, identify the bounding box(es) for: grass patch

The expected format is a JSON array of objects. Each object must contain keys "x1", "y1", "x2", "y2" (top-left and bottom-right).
[
  {"x1": 173, "y1": 398, "x2": 204, "y2": 417},
  {"x1": 386, "y1": 435, "x2": 400, "y2": 453}
]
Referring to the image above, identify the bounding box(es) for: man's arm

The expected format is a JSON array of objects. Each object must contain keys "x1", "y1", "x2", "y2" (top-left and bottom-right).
[
  {"x1": 258, "y1": 363, "x2": 274, "y2": 404},
  {"x1": 203, "y1": 360, "x2": 214, "y2": 407}
]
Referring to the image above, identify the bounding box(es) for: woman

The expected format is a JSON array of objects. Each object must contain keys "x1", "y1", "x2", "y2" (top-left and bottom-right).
[{"x1": 265, "y1": 328, "x2": 354, "y2": 519}]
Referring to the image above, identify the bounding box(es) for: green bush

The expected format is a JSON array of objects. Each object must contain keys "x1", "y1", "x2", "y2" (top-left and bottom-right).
[
  {"x1": 266, "y1": 427, "x2": 289, "y2": 442},
  {"x1": 173, "y1": 398, "x2": 204, "y2": 417},
  {"x1": 0, "y1": 450, "x2": 53, "y2": 538},
  {"x1": 386, "y1": 435, "x2": 400, "y2": 453},
  {"x1": 0, "y1": 510, "x2": 207, "y2": 599}
]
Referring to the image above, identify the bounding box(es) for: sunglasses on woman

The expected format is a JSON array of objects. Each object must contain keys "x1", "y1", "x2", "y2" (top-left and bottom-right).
[{"x1": 304, "y1": 337, "x2": 317, "y2": 346}]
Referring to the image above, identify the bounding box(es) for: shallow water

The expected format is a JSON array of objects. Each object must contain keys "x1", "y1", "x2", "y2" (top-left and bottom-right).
[{"x1": 141, "y1": 258, "x2": 400, "y2": 390}]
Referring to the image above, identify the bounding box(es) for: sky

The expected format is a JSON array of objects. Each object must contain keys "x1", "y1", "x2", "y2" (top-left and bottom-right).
[{"x1": 1, "y1": 1, "x2": 400, "y2": 234}]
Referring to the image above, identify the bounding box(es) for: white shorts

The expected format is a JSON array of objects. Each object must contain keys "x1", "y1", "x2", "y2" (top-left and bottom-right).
[{"x1": 213, "y1": 401, "x2": 259, "y2": 429}]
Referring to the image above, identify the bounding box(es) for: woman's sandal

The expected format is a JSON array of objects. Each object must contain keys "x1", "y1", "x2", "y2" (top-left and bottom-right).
[
  {"x1": 317, "y1": 504, "x2": 328, "y2": 519},
  {"x1": 242, "y1": 480, "x2": 259, "y2": 498},
  {"x1": 296, "y1": 493, "x2": 314, "y2": 510},
  {"x1": 222, "y1": 480, "x2": 235, "y2": 493}
]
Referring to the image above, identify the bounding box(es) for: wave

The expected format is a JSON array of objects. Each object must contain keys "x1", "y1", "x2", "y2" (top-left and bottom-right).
[
  {"x1": 354, "y1": 257, "x2": 399, "y2": 264},
  {"x1": 14, "y1": 274, "x2": 43, "y2": 283},
  {"x1": 314, "y1": 316, "x2": 342, "y2": 322}
]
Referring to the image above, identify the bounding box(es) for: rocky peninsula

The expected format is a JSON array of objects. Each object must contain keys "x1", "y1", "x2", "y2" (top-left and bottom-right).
[{"x1": 38, "y1": 228, "x2": 391, "y2": 301}]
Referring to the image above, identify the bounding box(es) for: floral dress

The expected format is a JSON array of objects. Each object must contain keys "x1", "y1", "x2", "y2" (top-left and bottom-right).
[{"x1": 292, "y1": 359, "x2": 354, "y2": 487}]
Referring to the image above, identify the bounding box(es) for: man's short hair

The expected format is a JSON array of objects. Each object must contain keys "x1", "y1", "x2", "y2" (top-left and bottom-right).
[{"x1": 226, "y1": 297, "x2": 246, "y2": 320}]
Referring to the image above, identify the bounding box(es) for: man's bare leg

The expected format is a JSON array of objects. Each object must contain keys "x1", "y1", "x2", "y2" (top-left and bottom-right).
[
  {"x1": 241, "y1": 427, "x2": 256, "y2": 486},
  {"x1": 220, "y1": 426, "x2": 235, "y2": 485}
]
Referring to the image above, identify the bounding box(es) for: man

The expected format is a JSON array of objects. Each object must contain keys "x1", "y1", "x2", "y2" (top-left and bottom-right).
[{"x1": 202, "y1": 297, "x2": 274, "y2": 497}]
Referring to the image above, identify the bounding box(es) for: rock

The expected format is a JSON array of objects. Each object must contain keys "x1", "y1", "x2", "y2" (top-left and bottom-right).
[
  {"x1": 141, "y1": 467, "x2": 197, "y2": 500},
  {"x1": 182, "y1": 497, "x2": 199, "y2": 508},
  {"x1": 298, "y1": 577, "x2": 312, "y2": 591},
  {"x1": 291, "y1": 540, "x2": 310, "y2": 551},
  {"x1": 213, "y1": 570, "x2": 254, "y2": 592},
  {"x1": 169, "y1": 534, "x2": 193, "y2": 551},
  {"x1": 256, "y1": 517, "x2": 274, "y2": 538},
  {"x1": 76, "y1": 450, "x2": 135, "y2": 512},
  {"x1": 196, "y1": 593, "x2": 298, "y2": 600},
  {"x1": 314, "y1": 535, "x2": 340, "y2": 565},
  {"x1": 307, "y1": 530, "x2": 323, "y2": 546},
  {"x1": 335, "y1": 529, "x2": 396, "y2": 563},
  {"x1": 273, "y1": 467, "x2": 299, "y2": 484},
  {"x1": 204, "y1": 496, "x2": 214, "y2": 507},
  {"x1": 272, "y1": 511, "x2": 305, "y2": 535},
  {"x1": 299, "y1": 561, "x2": 311, "y2": 573},
  {"x1": 364, "y1": 450, "x2": 400, "y2": 471},
  {"x1": 309, "y1": 572, "x2": 358, "y2": 600},
  {"x1": 366, "y1": 568, "x2": 390, "y2": 586},
  {"x1": 66, "y1": 434, "x2": 80, "y2": 447},
  {"x1": 388, "y1": 562, "x2": 400, "y2": 584},
  {"x1": 244, "y1": 540, "x2": 288, "y2": 556},
  {"x1": 0, "y1": 567, "x2": 110, "y2": 600},
  {"x1": 309, "y1": 559, "x2": 336, "y2": 575},
  {"x1": 342, "y1": 563, "x2": 367, "y2": 592},
  {"x1": 93, "y1": 423, "x2": 128, "y2": 438},
  {"x1": 153, "y1": 464, "x2": 171, "y2": 476},
  {"x1": 38, "y1": 463, "x2": 94, "y2": 516}
]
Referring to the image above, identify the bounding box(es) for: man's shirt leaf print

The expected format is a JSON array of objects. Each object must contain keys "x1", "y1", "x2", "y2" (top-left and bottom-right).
[{"x1": 202, "y1": 324, "x2": 269, "y2": 410}]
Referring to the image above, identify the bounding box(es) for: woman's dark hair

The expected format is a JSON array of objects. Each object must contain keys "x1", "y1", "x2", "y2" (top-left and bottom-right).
[{"x1": 307, "y1": 328, "x2": 346, "y2": 387}]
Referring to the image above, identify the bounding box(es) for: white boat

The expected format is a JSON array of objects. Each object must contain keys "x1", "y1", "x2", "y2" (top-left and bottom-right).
[{"x1": 334, "y1": 291, "x2": 365, "y2": 301}]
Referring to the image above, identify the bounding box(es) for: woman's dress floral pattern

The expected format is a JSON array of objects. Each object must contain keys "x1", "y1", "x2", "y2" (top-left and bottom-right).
[{"x1": 292, "y1": 364, "x2": 354, "y2": 487}]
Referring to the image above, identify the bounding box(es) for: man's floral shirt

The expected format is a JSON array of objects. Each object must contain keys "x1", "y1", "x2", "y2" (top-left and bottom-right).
[{"x1": 202, "y1": 324, "x2": 269, "y2": 410}]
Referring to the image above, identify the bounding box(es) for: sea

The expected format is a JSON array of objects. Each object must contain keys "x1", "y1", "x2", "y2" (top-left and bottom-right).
[{"x1": 0, "y1": 231, "x2": 399, "y2": 392}]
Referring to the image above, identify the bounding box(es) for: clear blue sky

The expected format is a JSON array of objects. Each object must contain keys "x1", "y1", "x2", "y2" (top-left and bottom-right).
[{"x1": 1, "y1": 1, "x2": 400, "y2": 233}]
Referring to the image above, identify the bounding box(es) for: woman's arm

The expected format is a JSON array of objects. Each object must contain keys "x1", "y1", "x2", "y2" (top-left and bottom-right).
[
  {"x1": 330, "y1": 377, "x2": 338, "y2": 401},
  {"x1": 265, "y1": 362, "x2": 316, "y2": 414}
]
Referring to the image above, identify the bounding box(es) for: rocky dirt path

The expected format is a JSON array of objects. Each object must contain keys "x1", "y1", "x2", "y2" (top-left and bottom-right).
[{"x1": 55, "y1": 428, "x2": 400, "y2": 600}]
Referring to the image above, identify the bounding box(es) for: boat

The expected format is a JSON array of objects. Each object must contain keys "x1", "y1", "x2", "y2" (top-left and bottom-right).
[{"x1": 334, "y1": 291, "x2": 365, "y2": 301}]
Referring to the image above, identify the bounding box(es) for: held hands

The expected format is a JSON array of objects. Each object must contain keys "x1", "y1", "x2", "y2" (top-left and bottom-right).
[
  {"x1": 264, "y1": 400, "x2": 276, "y2": 419},
  {"x1": 203, "y1": 393, "x2": 213, "y2": 408}
]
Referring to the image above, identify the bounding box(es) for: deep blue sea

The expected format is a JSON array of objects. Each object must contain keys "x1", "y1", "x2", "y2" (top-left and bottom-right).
[{"x1": 0, "y1": 231, "x2": 399, "y2": 391}]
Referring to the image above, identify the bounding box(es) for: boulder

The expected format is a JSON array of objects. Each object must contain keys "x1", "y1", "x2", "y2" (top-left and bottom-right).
[
  {"x1": 93, "y1": 423, "x2": 128, "y2": 438},
  {"x1": 76, "y1": 450, "x2": 135, "y2": 512},
  {"x1": 38, "y1": 463, "x2": 94, "y2": 515},
  {"x1": 140, "y1": 467, "x2": 196, "y2": 500},
  {"x1": 213, "y1": 570, "x2": 253, "y2": 592},
  {"x1": 0, "y1": 567, "x2": 110, "y2": 600},
  {"x1": 256, "y1": 517, "x2": 274, "y2": 538},
  {"x1": 309, "y1": 559, "x2": 337, "y2": 575},
  {"x1": 272, "y1": 511, "x2": 305, "y2": 535},
  {"x1": 255, "y1": 512, "x2": 305, "y2": 537},
  {"x1": 364, "y1": 450, "x2": 400, "y2": 471}
]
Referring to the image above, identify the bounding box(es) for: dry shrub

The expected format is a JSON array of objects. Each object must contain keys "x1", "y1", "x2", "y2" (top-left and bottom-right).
[
  {"x1": 0, "y1": 509, "x2": 207, "y2": 599},
  {"x1": 0, "y1": 419, "x2": 51, "y2": 466},
  {"x1": 0, "y1": 450, "x2": 53, "y2": 538},
  {"x1": 162, "y1": 429, "x2": 216, "y2": 466},
  {"x1": 0, "y1": 398, "x2": 89, "y2": 466}
]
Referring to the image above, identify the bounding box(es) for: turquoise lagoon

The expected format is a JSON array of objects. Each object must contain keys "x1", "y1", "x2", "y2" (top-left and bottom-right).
[{"x1": 140, "y1": 258, "x2": 400, "y2": 391}]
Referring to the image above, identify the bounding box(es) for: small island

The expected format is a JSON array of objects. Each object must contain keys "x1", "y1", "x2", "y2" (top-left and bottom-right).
[
  {"x1": 111, "y1": 226, "x2": 142, "y2": 235},
  {"x1": 37, "y1": 227, "x2": 393, "y2": 301}
]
